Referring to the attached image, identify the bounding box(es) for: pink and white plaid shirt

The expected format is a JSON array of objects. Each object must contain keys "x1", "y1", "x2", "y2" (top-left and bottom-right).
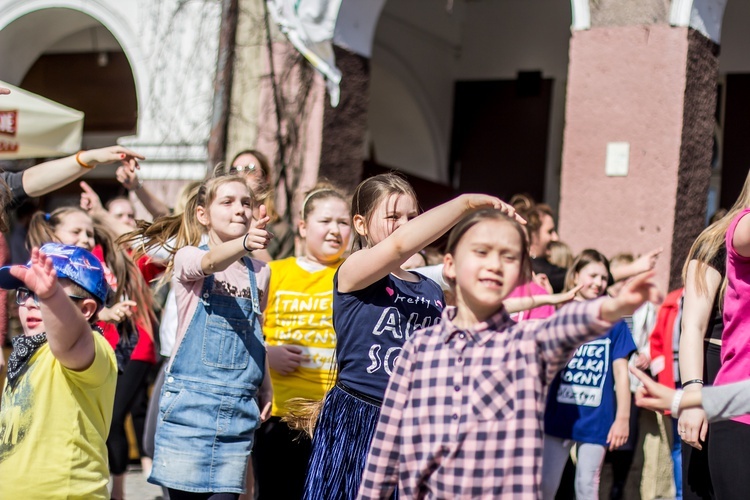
[{"x1": 357, "y1": 298, "x2": 612, "y2": 499}]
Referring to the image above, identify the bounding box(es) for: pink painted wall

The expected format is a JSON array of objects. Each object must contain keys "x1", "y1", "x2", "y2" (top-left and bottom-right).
[
  {"x1": 559, "y1": 25, "x2": 690, "y2": 292},
  {"x1": 255, "y1": 41, "x2": 326, "y2": 228}
]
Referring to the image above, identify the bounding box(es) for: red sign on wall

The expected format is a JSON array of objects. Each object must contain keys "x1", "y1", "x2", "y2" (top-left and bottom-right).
[
  {"x1": 0, "y1": 140, "x2": 18, "y2": 152},
  {"x1": 0, "y1": 110, "x2": 17, "y2": 136}
]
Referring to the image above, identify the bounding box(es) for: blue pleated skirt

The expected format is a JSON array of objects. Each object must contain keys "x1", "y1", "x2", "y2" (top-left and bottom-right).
[{"x1": 303, "y1": 384, "x2": 395, "y2": 500}]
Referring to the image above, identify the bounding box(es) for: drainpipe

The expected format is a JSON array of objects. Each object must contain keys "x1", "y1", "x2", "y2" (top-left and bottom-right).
[{"x1": 208, "y1": 0, "x2": 239, "y2": 170}]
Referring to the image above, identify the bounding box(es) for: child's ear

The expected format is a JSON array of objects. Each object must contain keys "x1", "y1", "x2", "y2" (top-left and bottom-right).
[
  {"x1": 196, "y1": 205, "x2": 209, "y2": 227},
  {"x1": 298, "y1": 219, "x2": 307, "y2": 239},
  {"x1": 79, "y1": 299, "x2": 99, "y2": 322},
  {"x1": 352, "y1": 214, "x2": 367, "y2": 237},
  {"x1": 443, "y1": 253, "x2": 457, "y2": 282}
]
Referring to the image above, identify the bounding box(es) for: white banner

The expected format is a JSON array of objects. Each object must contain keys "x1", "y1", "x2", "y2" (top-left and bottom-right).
[
  {"x1": 0, "y1": 81, "x2": 83, "y2": 159},
  {"x1": 267, "y1": 0, "x2": 343, "y2": 106}
]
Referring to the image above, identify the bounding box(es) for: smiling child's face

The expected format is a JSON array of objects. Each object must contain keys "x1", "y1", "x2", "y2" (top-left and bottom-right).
[
  {"x1": 574, "y1": 261, "x2": 609, "y2": 300},
  {"x1": 358, "y1": 193, "x2": 418, "y2": 248},
  {"x1": 444, "y1": 219, "x2": 523, "y2": 321}
]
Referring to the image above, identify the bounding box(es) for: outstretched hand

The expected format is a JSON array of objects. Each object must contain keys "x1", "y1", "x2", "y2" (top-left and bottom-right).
[
  {"x1": 79, "y1": 181, "x2": 104, "y2": 213},
  {"x1": 244, "y1": 204, "x2": 273, "y2": 252},
  {"x1": 115, "y1": 165, "x2": 140, "y2": 190},
  {"x1": 633, "y1": 247, "x2": 663, "y2": 274},
  {"x1": 98, "y1": 300, "x2": 137, "y2": 324},
  {"x1": 550, "y1": 284, "x2": 583, "y2": 306},
  {"x1": 600, "y1": 271, "x2": 660, "y2": 323},
  {"x1": 10, "y1": 248, "x2": 58, "y2": 300},
  {"x1": 78, "y1": 146, "x2": 145, "y2": 171},
  {"x1": 630, "y1": 366, "x2": 675, "y2": 414}
]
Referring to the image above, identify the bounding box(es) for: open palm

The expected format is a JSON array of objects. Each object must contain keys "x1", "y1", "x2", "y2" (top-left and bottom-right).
[{"x1": 10, "y1": 248, "x2": 58, "y2": 299}]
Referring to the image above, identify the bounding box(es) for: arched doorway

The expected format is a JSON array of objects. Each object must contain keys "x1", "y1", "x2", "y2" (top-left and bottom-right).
[{"x1": 0, "y1": 7, "x2": 139, "y2": 206}]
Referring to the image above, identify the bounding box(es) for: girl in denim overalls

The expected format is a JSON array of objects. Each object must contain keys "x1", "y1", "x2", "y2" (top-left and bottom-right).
[{"x1": 126, "y1": 175, "x2": 273, "y2": 499}]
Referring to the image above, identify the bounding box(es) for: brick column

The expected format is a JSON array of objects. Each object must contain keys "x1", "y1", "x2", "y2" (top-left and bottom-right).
[{"x1": 558, "y1": 25, "x2": 718, "y2": 292}]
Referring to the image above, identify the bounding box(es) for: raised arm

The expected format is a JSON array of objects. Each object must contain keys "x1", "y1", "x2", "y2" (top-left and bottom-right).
[
  {"x1": 631, "y1": 367, "x2": 750, "y2": 424},
  {"x1": 503, "y1": 284, "x2": 582, "y2": 313},
  {"x1": 678, "y1": 259, "x2": 721, "y2": 450},
  {"x1": 116, "y1": 166, "x2": 170, "y2": 218},
  {"x1": 611, "y1": 247, "x2": 663, "y2": 283},
  {"x1": 537, "y1": 272, "x2": 659, "y2": 380},
  {"x1": 338, "y1": 194, "x2": 520, "y2": 293},
  {"x1": 22, "y1": 146, "x2": 144, "y2": 198},
  {"x1": 79, "y1": 181, "x2": 135, "y2": 238},
  {"x1": 11, "y1": 248, "x2": 98, "y2": 370}
]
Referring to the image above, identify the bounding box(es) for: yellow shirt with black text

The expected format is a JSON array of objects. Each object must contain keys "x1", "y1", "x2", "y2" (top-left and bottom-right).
[{"x1": 265, "y1": 257, "x2": 339, "y2": 416}]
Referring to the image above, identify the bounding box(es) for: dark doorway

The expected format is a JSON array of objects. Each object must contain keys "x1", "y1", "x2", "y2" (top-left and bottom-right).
[
  {"x1": 721, "y1": 73, "x2": 750, "y2": 209},
  {"x1": 448, "y1": 75, "x2": 553, "y2": 202},
  {"x1": 21, "y1": 51, "x2": 137, "y2": 134}
]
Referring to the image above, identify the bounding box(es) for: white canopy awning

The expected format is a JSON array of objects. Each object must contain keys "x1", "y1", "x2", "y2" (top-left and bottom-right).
[{"x1": 0, "y1": 81, "x2": 84, "y2": 160}]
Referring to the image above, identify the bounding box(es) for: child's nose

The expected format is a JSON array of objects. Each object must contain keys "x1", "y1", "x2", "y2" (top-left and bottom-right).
[{"x1": 486, "y1": 254, "x2": 503, "y2": 271}]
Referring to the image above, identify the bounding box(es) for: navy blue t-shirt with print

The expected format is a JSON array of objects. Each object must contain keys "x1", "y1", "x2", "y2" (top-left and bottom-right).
[
  {"x1": 544, "y1": 320, "x2": 636, "y2": 446},
  {"x1": 333, "y1": 269, "x2": 444, "y2": 401}
]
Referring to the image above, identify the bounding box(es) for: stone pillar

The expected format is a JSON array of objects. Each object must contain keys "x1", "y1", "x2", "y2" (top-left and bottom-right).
[
  {"x1": 558, "y1": 22, "x2": 719, "y2": 292},
  {"x1": 318, "y1": 45, "x2": 370, "y2": 193}
]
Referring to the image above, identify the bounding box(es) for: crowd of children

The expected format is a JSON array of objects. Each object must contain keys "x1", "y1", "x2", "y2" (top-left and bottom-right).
[{"x1": 4, "y1": 81, "x2": 750, "y2": 499}]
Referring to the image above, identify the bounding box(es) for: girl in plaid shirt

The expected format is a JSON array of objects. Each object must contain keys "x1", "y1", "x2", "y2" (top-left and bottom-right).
[
  {"x1": 304, "y1": 174, "x2": 521, "y2": 500},
  {"x1": 358, "y1": 209, "x2": 659, "y2": 499}
]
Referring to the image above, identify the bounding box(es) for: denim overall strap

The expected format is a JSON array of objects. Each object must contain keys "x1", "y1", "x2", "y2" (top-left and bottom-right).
[{"x1": 241, "y1": 256, "x2": 262, "y2": 316}]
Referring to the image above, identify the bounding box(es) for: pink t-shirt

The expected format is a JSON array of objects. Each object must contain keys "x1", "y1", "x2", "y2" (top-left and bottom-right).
[
  {"x1": 715, "y1": 208, "x2": 750, "y2": 424},
  {"x1": 506, "y1": 281, "x2": 556, "y2": 322},
  {"x1": 171, "y1": 246, "x2": 270, "y2": 359}
]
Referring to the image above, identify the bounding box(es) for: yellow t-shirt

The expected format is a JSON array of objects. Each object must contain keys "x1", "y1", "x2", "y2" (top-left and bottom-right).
[
  {"x1": 0, "y1": 332, "x2": 117, "y2": 499},
  {"x1": 265, "y1": 257, "x2": 339, "y2": 416}
]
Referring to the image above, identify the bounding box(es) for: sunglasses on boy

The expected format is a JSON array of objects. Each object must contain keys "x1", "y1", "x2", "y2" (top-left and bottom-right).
[{"x1": 16, "y1": 287, "x2": 88, "y2": 306}]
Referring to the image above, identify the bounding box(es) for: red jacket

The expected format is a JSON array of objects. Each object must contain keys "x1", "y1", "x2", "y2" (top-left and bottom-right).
[{"x1": 650, "y1": 288, "x2": 684, "y2": 390}]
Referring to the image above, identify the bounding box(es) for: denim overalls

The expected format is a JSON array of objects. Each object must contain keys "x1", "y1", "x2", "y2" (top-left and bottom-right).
[{"x1": 149, "y1": 256, "x2": 265, "y2": 494}]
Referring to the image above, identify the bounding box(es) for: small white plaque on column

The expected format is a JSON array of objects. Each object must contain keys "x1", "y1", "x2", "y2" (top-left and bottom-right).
[{"x1": 605, "y1": 142, "x2": 629, "y2": 177}]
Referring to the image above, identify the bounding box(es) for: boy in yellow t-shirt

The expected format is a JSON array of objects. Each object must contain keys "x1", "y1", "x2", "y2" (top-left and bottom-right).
[{"x1": 0, "y1": 243, "x2": 117, "y2": 499}]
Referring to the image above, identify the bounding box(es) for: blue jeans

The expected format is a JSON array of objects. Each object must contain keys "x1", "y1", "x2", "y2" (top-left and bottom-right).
[{"x1": 671, "y1": 417, "x2": 683, "y2": 500}]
